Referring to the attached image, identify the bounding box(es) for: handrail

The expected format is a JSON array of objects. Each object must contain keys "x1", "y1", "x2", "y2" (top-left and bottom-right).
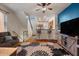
[
  {"x1": 57, "y1": 42, "x2": 74, "y2": 56},
  {"x1": 68, "y1": 38, "x2": 76, "y2": 49},
  {"x1": 60, "y1": 34, "x2": 77, "y2": 49},
  {"x1": 57, "y1": 33, "x2": 75, "y2": 56},
  {"x1": 12, "y1": 31, "x2": 22, "y2": 39}
]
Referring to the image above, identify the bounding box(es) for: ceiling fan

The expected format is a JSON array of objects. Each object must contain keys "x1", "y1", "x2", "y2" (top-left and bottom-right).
[{"x1": 35, "y1": 3, "x2": 53, "y2": 13}]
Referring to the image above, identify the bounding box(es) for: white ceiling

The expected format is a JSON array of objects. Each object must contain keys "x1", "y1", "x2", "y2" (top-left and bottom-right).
[{"x1": 0, "y1": 3, "x2": 71, "y2": 27}]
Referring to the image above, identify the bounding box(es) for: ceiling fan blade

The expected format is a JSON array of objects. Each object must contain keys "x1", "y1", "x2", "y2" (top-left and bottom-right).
[
  {"x1": 42, "y1": 10, "x2": 45, "y2": 13},
  {"x1": 37, "y1": 4, "x2": 41, "y2": 6},
  {"x1": 47, "y1": 3, "x2": 51, "y2": 6},
  {"x1": 42, "y1": 3, "x2": 46, "y2": 6},
  {"x1": 35, "y1": 9, "x2": 40, "y2": 11},
  {"x1": 48, "y1": 8, "x2": 53, "y2": 10}
]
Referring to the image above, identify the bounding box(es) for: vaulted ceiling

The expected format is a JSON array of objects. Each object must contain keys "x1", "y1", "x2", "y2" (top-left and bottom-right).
[{"x1": 0, "y1": 3, "x2": 71, "y2": 27}]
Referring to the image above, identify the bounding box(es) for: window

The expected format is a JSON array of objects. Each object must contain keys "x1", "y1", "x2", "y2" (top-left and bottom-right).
[
  {"x1": 0, "y1": 12, "x2": 5, "y2": 32},
  {"x1": 0, "y1": 11, "x2": 7, "y2": 32}
]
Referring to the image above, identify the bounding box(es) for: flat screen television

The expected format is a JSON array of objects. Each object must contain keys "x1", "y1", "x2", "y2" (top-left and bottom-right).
[{"x1": 60, "y1": 17, "x2": 79, "y2": 37}]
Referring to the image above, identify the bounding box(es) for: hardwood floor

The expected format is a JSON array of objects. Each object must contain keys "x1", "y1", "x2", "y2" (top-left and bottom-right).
[{"x1": 0, "y1": 47, "x2": 17, "y2": 56}]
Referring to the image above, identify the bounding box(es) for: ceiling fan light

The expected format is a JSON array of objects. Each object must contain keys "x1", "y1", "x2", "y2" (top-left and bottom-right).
[
  {"x1": 42, "y1": 8, "x2": 46, "y2": 11},
  {"x1": 43, "y1": 11, "x2": 45, "y2": 13},
  {"x1": 48, "y1": 8, "x2": 52, "y2": 10}
]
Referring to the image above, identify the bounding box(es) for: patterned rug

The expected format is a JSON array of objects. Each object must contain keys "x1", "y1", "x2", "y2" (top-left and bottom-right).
[{"x1": 17, "y1": 42, "x2": 54, "y2": 56}]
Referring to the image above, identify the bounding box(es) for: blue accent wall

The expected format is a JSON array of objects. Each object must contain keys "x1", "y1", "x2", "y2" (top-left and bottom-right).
[{"x1": 58, "y1": 3, "x2": 79, "y2": 23}]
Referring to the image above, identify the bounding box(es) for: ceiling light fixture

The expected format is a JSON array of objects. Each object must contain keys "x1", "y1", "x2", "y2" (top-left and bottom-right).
[{"x1": 36, "y1": 3, "x2": 53, "y2": 13}]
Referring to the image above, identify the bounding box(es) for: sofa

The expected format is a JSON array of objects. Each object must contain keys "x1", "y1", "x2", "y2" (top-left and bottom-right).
[{"x1": 0, "y1": 32, "x2": 19, "y2": 47}]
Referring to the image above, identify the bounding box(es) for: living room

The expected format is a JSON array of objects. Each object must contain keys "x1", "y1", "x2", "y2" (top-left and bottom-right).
[{"x1": 0, "y1": 3, "x2": 79, "y2": 56}]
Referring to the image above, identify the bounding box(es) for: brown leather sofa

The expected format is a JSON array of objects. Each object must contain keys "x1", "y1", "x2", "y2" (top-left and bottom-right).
[{"x1": 0, "y1": 32, "x2": 19, "y2": 47}]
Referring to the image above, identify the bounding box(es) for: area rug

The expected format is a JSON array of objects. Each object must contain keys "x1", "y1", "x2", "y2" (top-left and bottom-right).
[{"x1": 17, "y1": 42, "x2": 54, "y2": 56}]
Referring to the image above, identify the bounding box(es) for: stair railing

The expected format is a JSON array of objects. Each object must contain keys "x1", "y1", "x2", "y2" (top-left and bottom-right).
[
  {"x1": 57, "y1": 42, "x2": 74, "y2": 56},
  {"x1": 58, "y1": 34, "x2": 77, "y2": 56},
  {"x1": 12, "y1": 31, "x2": 22, "y2": 40}
]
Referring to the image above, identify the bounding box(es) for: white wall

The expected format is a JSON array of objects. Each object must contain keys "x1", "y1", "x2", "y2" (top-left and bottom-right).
[
  {"x1": 0, "y1": 5, "x2": 27, "y2": 42},
  {"x1": 7, "y1": 13, "x2": 26, "y2": 34}
]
